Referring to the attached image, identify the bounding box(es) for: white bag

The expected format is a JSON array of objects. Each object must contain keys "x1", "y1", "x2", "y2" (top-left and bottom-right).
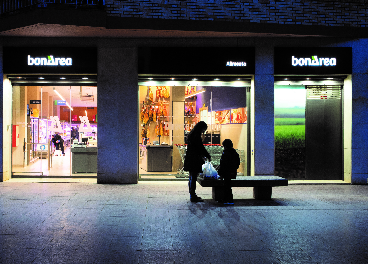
[{"x1": 202, "y1": 161, "x2": 219, "y2": 179}]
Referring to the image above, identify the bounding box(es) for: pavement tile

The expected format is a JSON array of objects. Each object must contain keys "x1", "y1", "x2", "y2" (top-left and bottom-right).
[{"x1": 0, "y1": 182, "x2": 367, "y2": 263}]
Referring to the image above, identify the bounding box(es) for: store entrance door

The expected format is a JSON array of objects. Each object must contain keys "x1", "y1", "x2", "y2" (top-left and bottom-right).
[
  {"x1": 11, "y1": 85, "x2": 98, "y2": 177},
  {"x1": 305, "y1": 85, "x2": 343, "y2": 180}
]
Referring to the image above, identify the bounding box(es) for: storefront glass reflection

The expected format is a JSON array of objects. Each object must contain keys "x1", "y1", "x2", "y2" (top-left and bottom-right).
[{"x1": 139, "y1": 83, "x2": 248, "y2": 179}]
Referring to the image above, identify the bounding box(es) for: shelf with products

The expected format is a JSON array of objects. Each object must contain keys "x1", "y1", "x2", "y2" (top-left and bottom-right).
[
  {"x1": 38, "y1": 119, "x2": 48, "y2": 144},
  {"x1": 184, "y1": 101, "x2": 196, "y2": 117},
  {"x1": 140, "y1": 100, "x2": 170, "y2": 126},
  {"x1": 184, "y1": 95, "x2": 197, "y2": 134},
  {"x1": 140, "y1": 86, "x2": 171, "y2": 144},
  {"x1": 30, "y1": 117, "x2": 39, "y2": 144}
]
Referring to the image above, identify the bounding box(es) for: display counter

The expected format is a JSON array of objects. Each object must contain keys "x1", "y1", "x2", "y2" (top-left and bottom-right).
[
  {"x1": 140, "y1": 145, "x2": 173, "y2": 172},
  {"x1": 71, "y1": 147, "x2": 97, "y2": 173}
]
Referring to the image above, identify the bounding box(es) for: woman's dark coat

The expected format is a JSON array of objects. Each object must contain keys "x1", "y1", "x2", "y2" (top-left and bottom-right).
[{"x1": 183, "y1": 133, "x2": 211, "y2": 173}]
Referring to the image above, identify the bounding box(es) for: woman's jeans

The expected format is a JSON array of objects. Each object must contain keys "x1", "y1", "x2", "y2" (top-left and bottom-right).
[{"x1": 188, "y1": 172, "x2": 198, "y2": 197}]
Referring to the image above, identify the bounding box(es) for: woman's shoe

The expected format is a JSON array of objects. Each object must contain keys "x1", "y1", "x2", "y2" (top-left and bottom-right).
[{"x1": 190, "y1": 196, "x2": 203, "y2": 202}]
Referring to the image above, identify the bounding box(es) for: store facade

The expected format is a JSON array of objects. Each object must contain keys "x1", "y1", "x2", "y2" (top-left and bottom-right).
[
  {"x1": 1, "y1": 37, "x2": 367, "y2": 184},
  {"x1": 137, "y1": 47, "x2": 254, "y2": 179},
  {"x1": 274, "y1": 47, "x2": 353, "y2": 181},
  {"x1": 2, "y1": 47, "x2": 98, "y2": 179}
]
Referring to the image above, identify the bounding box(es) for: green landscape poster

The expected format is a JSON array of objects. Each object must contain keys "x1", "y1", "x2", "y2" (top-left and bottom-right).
[{"x1": 274, "y1": 86, "x2": 306, "y2": 179}]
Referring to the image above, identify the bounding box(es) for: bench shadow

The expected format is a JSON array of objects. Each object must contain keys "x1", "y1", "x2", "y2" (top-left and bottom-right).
[{"x1": 205, "y1": 199, "x2": 289, "y2": 207}]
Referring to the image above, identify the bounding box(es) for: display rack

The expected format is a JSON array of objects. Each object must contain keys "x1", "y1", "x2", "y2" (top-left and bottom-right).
[
  {"x1": 175, "y1": 144, "x2": 188, "y2": 177},
  {"x1": 175, "y1": 144, "x2": 245, "y2": 178}
]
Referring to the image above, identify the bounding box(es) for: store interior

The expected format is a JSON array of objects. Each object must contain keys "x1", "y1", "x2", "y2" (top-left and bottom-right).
[
  {"x1": 11, "y1": 85, "x2": 97, "y2": 177},
  {"x1": 138, "y1": 78, "x2": 250, "y2": 178},
  {"x1": 7, "y1": 74, "x2": 348, "y2": 181}
]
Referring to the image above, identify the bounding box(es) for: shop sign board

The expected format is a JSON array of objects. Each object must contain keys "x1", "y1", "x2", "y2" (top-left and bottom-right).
[
  {"x1": 55, "y1": 100, "x2": 67, "y2": 106},
  {"x1": 274, "y1": 47, "x2": 352, "y2": 74},
  {"x1": 3, "y1": 47, "x2": 97, "y2": 74},
  {"x1": 30, "y1": 100, "x2": 41, "y2": 104},
  {"x1": 138, "y1": 47, "x2": 255, "y2": 75}
]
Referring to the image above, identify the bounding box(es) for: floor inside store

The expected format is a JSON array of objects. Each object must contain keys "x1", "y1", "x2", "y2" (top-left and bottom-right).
[{"x1": 12, "y1": 146, "x2": 97, "y2": 178}]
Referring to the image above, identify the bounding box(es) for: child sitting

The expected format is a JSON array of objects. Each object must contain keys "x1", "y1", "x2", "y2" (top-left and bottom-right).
[{"x1": 217, "y1": 139, "x2": 241, "y2": 205}]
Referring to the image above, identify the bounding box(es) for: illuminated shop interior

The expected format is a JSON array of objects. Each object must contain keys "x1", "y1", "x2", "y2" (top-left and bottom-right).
[
  {"x1": 9, "y1": 74, "x2": 98, "y2": 177},
  {"x1": 138, "y1": 76, "x2": 251, "y2": 179}
]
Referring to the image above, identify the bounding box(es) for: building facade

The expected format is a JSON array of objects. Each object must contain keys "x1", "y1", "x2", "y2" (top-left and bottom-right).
[{"x1": 1, "y1": 0, "x2": 367, "y2": 184}]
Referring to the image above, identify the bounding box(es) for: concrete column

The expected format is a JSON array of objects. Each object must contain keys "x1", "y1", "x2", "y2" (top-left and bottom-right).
[
  {"x1": 351, "y1": 72, "x2": 368, "y2": 184},
  {"x1": 254, "y1": 41, "x2": 275, "y2": 176},
  {"x1": 97, "y1": 47, "x2": 138, "y2": 184},
  {"x1": 49, "y1": 96, "x2": 53, "y2": 118},
  {"x1": 28, "y1": 87, "x2": 40, "y2": 115},
  {"x1": 42, "y1": 91, "x2": 49, "y2": 118},
  {"x1": 171, "y1": 86, "x2": 185, "y2": 173},
  {"x1": 351, "y1": 40, "x2": 368, "y2": 184}
]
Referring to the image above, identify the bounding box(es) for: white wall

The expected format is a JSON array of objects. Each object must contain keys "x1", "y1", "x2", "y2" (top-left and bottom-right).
[
  {"x1": 11, "y1": 86, "x2": 27, "y2": 167},
  {"x1": 3, "y1": 78, "x2": 12, "y2": 181},
  {"x1": 344, "y1": 75, "x2": 352, "y2": 183}
]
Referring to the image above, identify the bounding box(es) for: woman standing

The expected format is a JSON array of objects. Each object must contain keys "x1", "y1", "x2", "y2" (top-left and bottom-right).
[{"x1": 184, "y1": 121, "x2": 211, "y2": 202}]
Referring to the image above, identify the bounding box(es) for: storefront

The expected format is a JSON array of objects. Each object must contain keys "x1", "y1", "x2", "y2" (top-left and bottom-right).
[
  {"x1": 137, "y1": 47, "x2": 255, "y2": 179},
  {"x1": 2, "y1": 47, "x2": 97, "y2": 178},
  {"x1": 274, "y1": 47, "x2": 352, "y2": 181},
  {"x1": 0, "y1": 41, "x2": 364, "y2": 185}
]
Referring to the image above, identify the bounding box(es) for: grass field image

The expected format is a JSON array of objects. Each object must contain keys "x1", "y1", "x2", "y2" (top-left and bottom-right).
[
  {"x1": 275, "y1": 111, "x2": 306, "y2": 179},
  {"x1": 275, "y1": 123, "x2": 305, "y2": 149}
]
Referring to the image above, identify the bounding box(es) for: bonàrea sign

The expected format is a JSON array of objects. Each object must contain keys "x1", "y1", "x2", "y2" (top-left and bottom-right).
[
  {"x1": 28, "y1": 55, "x2": 72, "y2": 66},
  {"x1": 292, "y1": 55, "x2": 336, "y2": 67}
]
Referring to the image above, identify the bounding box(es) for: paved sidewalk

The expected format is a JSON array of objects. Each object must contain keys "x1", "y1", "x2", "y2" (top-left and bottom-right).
[{"x1": 0, "y1": 181, "x2": 367, "y2": 264}]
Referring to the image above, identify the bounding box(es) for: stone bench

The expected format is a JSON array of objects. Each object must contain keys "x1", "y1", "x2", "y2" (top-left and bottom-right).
[{"x1": 197, "y1": 176, "x2": 288, "y2": 200}]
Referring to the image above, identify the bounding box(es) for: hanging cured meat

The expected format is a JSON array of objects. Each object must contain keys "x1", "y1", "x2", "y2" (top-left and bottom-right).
[
  {"x1": 149, "y1": 88, "x2": 153, "y2": 101},
  {"x1": 141, "y1": 127, "x2": 147, "y2": 138}
]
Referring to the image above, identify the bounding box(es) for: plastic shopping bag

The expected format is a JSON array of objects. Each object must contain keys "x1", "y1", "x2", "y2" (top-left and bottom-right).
[{"x1": 202, "y1": 161, "x2": 219, "y2": 179}]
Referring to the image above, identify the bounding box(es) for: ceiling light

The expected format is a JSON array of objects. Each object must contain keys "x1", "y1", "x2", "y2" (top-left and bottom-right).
[
  {"x1": 82, "y1": 77, "x2": 88, "y2": 80},
  {"x1": 185, "y1": 88, "x2": 206, "y2": 99},
  {"x1": 38, "y1": 77, "x2": 44, "y2": 80},
  {"x1": 214, "y1": 78, "x2": 220, "y2": 81},
  {"x1": 60, "y1": 77, "x2": 66, "y2": 80},
  {"x1": 54, "y1": 88, "x2": 73, "y2": 111},
  {"x1": 171, "y1": 78, "x2": 175, "y2": 80},
  {"x1": 148, "y1": 78, "x2": 153, "y2": 80}
]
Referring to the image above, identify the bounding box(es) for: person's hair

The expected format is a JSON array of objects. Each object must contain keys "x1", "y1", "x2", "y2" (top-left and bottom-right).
[
  {"x1": 188, "y1": 121, "x2": 207, "y2": 137},
  {"x1": 222, "y1": 139, "x2": 233, "y2": 149}
]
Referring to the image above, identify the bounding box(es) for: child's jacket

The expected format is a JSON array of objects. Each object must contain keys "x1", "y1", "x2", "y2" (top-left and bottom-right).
[{"x1": 218, "y1": 148, "x2": 240, "y2": 179}]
